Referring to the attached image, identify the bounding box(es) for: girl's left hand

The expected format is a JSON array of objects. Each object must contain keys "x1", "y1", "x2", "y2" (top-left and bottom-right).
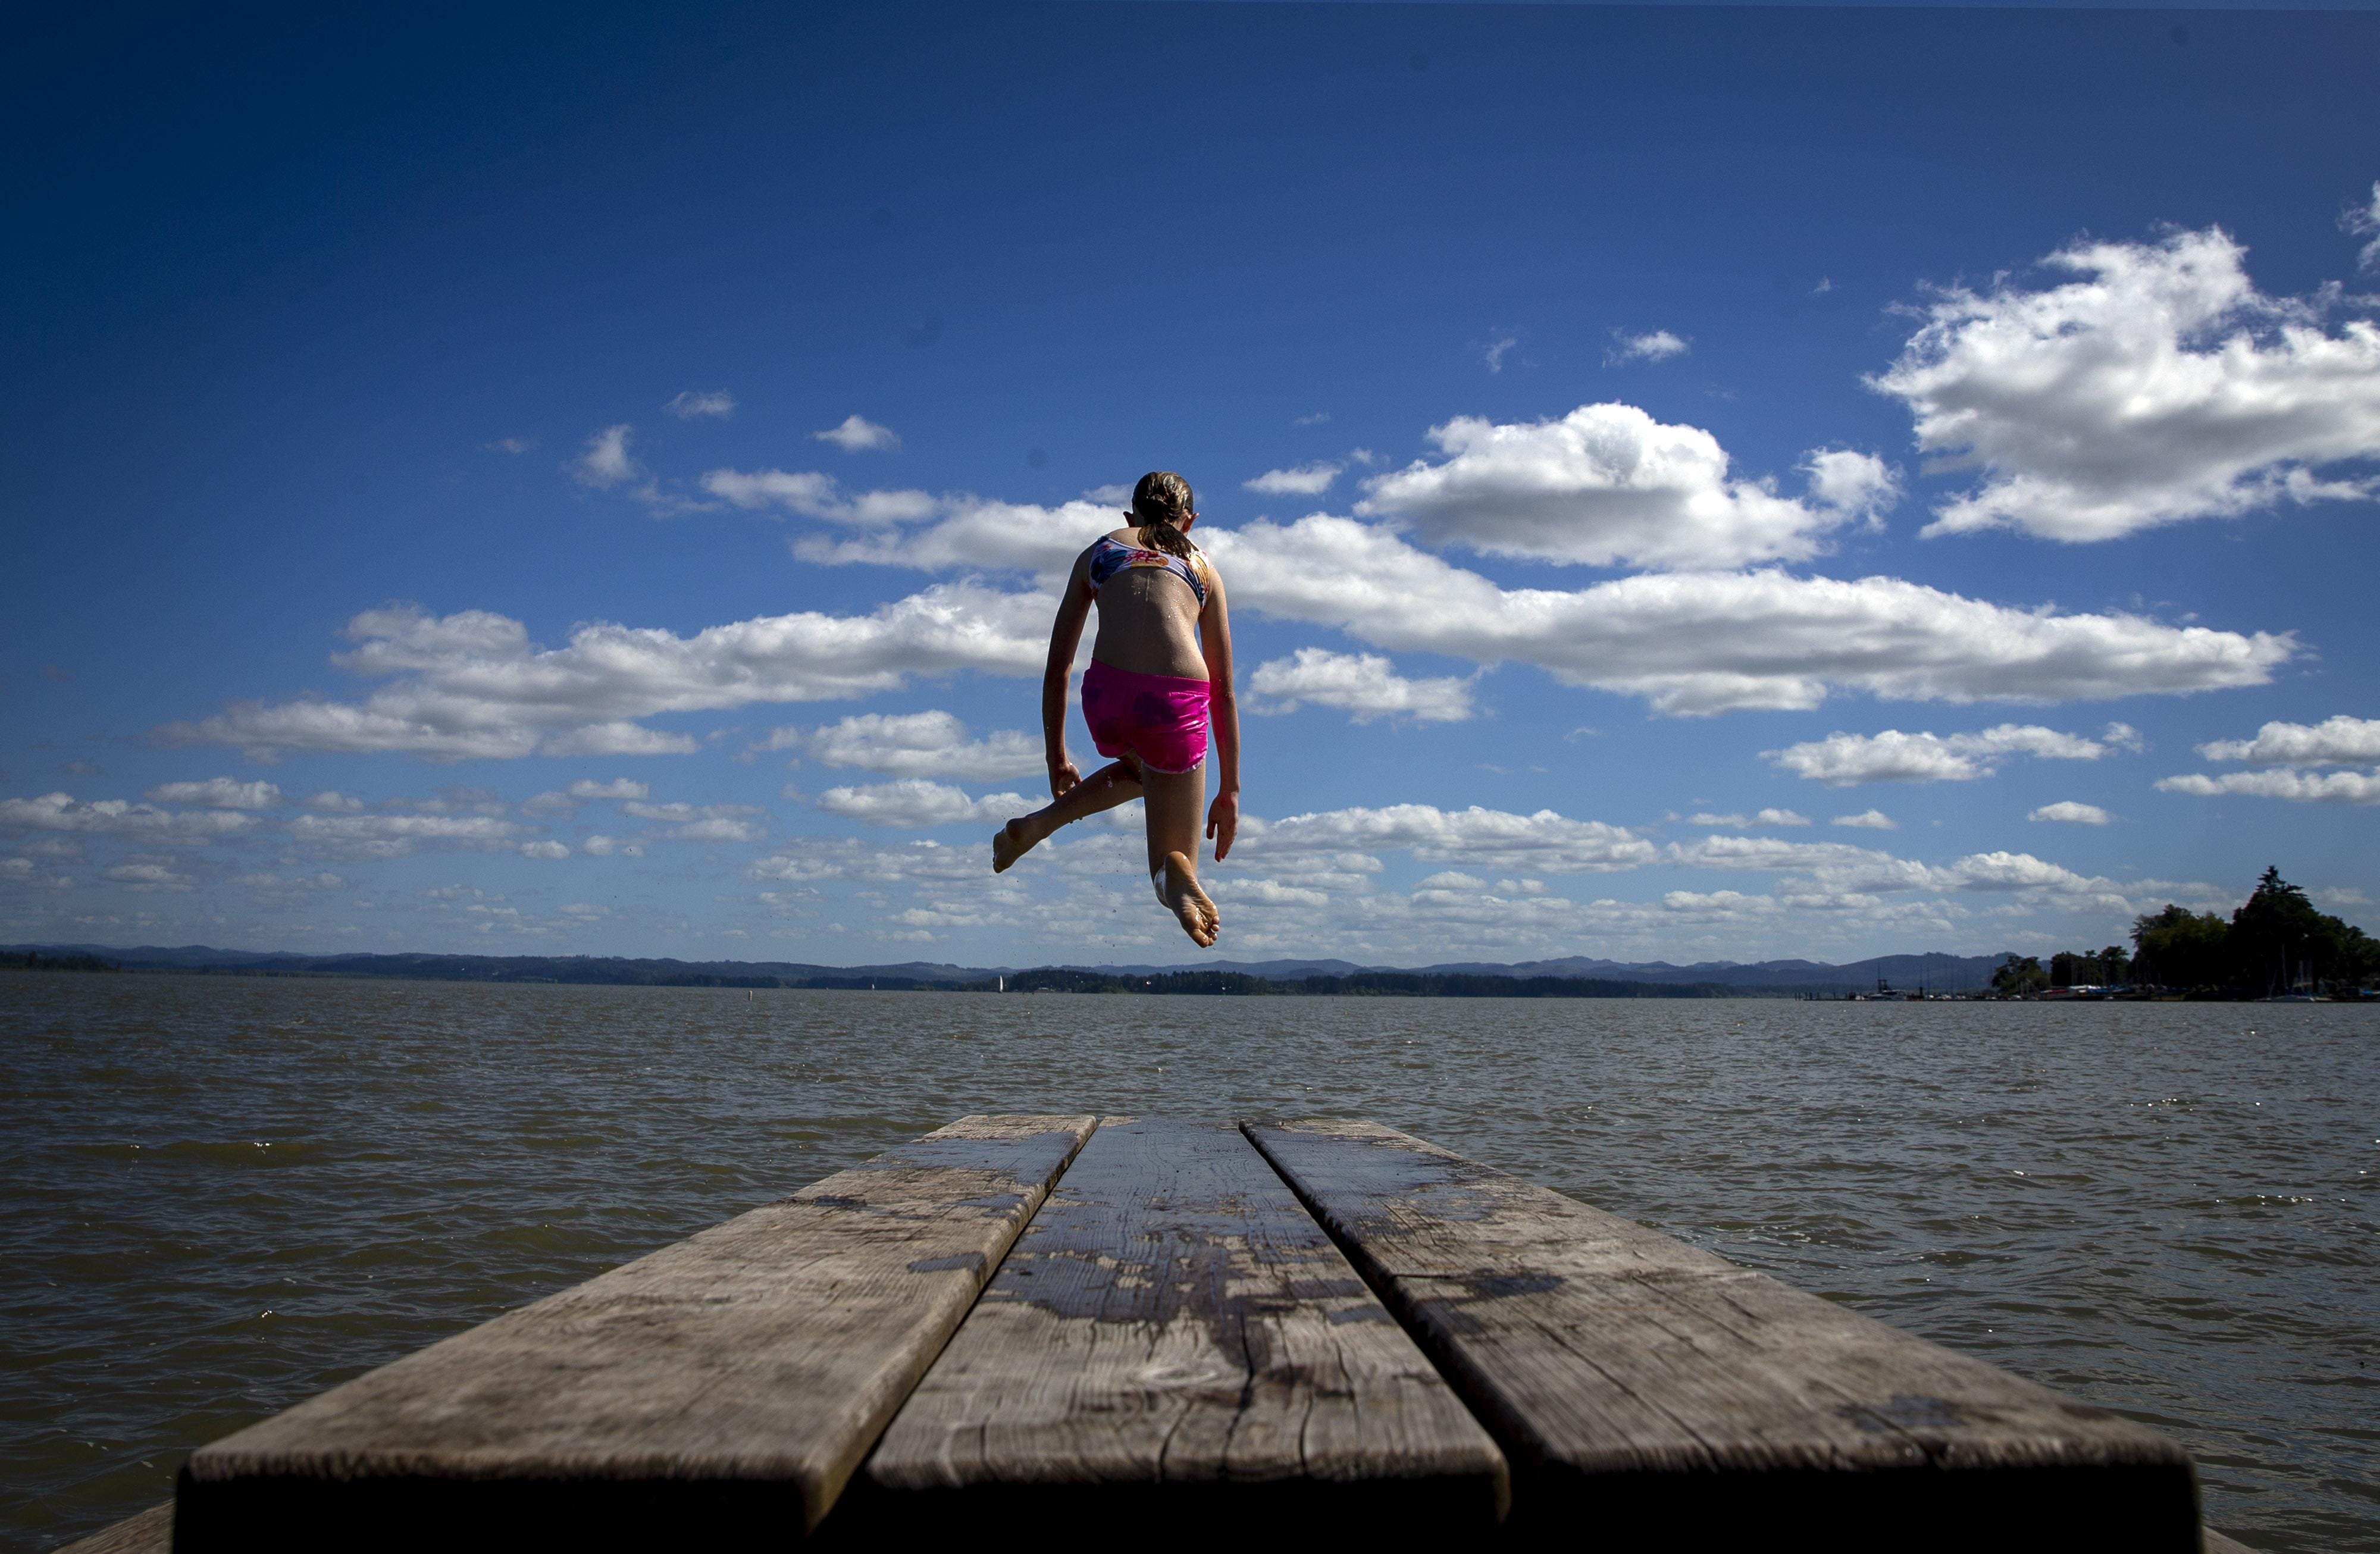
[{"x1": 1205, "y1": 789, "x2": 1239, "y2": 861}]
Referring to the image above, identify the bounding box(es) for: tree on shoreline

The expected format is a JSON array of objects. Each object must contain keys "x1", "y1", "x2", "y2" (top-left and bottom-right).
[
  {"x1": 2122, "y1": 867, "x2": 2378, "y2": 995},
  {"x1": 2130, "y1": 904, "x2": 2230, "y2": 990},
  {"x1": 2049, "y1": 944, "x2": 2130, "y2": 988},
  {"x1": 1991, "y1": 955, "x2": 2048, "y2": 995},
  {"x1": 2226, "y1": 866, "x2": 2378, "y2": 995}
]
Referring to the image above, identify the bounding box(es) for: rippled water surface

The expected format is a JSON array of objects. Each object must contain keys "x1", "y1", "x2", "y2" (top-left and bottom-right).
[{"x1": 3, "y1": 974, "x2": 2374, "y2": 1551}]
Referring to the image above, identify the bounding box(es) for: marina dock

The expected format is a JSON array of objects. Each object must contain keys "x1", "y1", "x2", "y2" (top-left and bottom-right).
[{"x1": 62, "y1": 1115, "x2": 2244, "y2": 1550}]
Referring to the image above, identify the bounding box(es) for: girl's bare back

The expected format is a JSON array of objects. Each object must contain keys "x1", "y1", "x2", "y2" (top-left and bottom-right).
[{"x1": 1088, "y1": 534, "x2": 1208, "y2": 679}]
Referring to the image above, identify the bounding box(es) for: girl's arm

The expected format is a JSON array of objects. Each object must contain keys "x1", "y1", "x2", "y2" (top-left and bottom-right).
[
  {"x1": 1042, "y1": 550, "x2": 1097, "y2": 797},
  {"x1": 1199, "y1": 567, "x2": 1240, "y2": 861}
]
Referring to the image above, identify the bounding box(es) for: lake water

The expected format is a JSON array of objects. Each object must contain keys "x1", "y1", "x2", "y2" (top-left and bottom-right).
[{"x1": 2, "y1": 973, "x2": 2373, "y2": 1552}]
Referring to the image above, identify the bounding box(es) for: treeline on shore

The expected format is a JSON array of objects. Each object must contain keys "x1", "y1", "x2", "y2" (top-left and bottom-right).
[
  {"x1": 0, "y1": 950, "x2": 120, "y2": 973},
  {"x1": 1993, "y1": 867, "x2": 2377, "y2": 998}
]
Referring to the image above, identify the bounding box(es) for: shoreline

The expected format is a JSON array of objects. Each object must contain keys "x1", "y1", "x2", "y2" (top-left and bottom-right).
[{"x1": 7, "y1": 955, "x2": 2369, "y2": 1001}]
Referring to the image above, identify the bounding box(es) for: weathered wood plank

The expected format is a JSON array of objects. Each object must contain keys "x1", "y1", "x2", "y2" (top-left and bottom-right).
[
  {"x1": 174, "y1": 1114, "x2": 1096, "y2": 1552},
  {"x1": 1246, "y1": 1118, "x2": 2201, "y2": 1550},
  {"x1": 51, "y1": 1502, "x2": 170, "y2": 1554},
  {"x1": 849, "y1": 1116, "x2": 1507, "y2": 1533}
]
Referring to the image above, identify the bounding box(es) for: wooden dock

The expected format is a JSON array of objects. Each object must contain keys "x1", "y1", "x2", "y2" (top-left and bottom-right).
[{"x1": 60, "y1": 1115, "x2": 2238, "y2": 1551}]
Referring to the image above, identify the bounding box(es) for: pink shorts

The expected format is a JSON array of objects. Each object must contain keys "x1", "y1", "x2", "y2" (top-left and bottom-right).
[{"x1": 1082, "y1": 660, "x2": 1211, "y2": 775}]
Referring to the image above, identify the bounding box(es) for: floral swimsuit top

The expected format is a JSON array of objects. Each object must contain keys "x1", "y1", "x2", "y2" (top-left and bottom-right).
[{"x1": 1085, "y1": 532, "x2": 1208, "y2": 608}]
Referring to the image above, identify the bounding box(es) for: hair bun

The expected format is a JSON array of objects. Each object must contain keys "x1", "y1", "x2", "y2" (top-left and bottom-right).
[{"x1": 1128, "y1": 470, "x2": 1200, "y2": 562}]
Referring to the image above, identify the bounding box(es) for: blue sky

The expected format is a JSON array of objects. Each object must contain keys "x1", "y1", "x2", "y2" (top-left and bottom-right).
[{"x1": 5, "y1": 1, "x2": 2378, "y2": 967}]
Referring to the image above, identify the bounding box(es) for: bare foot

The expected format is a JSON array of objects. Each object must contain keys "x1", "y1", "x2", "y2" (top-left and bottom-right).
[
  {"x1": 1160, "y1": 851, "x2": 1219, "y2": 947},
  {"x1": 992, "y1": 817, "x2": 1037, "y2": 873}
]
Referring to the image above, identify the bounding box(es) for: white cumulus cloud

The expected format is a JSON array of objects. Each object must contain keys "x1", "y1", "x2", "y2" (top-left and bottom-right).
[
  {"x1": 572, "y1": 424, "x2": 639, "y2": 488},
  {"x1": 1830, "y1": 809, "x2": 1898, "y2": 830},
  {"x1": 519, "y1": 840, "x2": 571, "y2": 860},
  {"x1": 1205, "y1": 516, "x2": 2290, "y2": 714},
  {"x1": 2156, "y1": 768, "x2": 2380, "y2": 805},
  {"x1": 1801, "y1": 449, "x2": 1903, "y2": 524},
  {"x1": 1668, "y1": 834, "x2": 2185, "y2": 916},
  {"x1": 1668, "y1": 835, "x2": 1939, "y2": 892},
  {"x1": 2158, "y1": 713, "x2": 2380, "y2": 806},
  {"x1": 288, "y1": 813, "x2": 520, "y2": 858},
  {"x1": 1941, "y1": 850, "x2": 2097, "y2": 895},
  {"x1": 702, "y1": 469, "x2": 936, "y2": 524},
  {"x1": 144, "y1": 778, "x2": 283, "y2": 810},
  {"x1": 1212, "y1": 877, "x2": 1331, "y2": 908},
  {"x1": 1244, "y1": 462, "x2": 1343, "y2": 496},
  {"x1": 813, "y1": 415, "x2": 901, "y2": 452},
  {"x1": 2029, "y1": 801, "x2": 2112, "y2": 825},
  {"x1": 105, "y1": 863, "x2": 194, "y2": 892},
  {"x1": 619, "y1": 800, "x2": 768, "y2": 844},
  {"x1": 765, "y1": 710, "x2": 1043, "y2": 780},
  {"x1": 153, "y1": 590, "x2": 1050, "y2": 761},
  {"x1": 1766, "y1": 723, "x2": 2130, "y2": 785},
  {"x1": 813, "y1": 779, "x2": 1030, "y2": 828},
  {"x1": 2196, "y1": 715, "x2": 2380, "y2": 766},
  {"x1": 703, "y1": 468, "x2": 837, "y2": 513},
  {"x1": 0, "y1": 792, "x2": 257, "y2": 842},
  {"x1": 663, "y1": 390, "x2": 735, "y2": 419},
  {"x1": 749, "y1": 836, "x2": 981, "y2": 884},
  {"x1": 1247, "y1": 648, "x2": 1474, "y2": 723},
  {"x1": 1354, "y1": 403, "x2": 1887, "y2": 571},
  {"x1": 1240, "y1": 803, "x2": 1654, "y2": 874},
  {"x1": 1685, "y1": 809, "x2": 1810, "y2": 828},
  {"x1": 233, "y1": 871, "x2": 346, "y2": 900},
  {"x1": 542, "y1": 723, "x2": 700, "y2": 757},
  {"x1": 2348, "y1": 181, "x2": 2380, "y2": 272},
  {"x1": 1873, "y1": 225, "x2": 2380, "y2": 541},
  {"x1": 1607, "y1": 328, "x2": 1689, "y2": 364}
]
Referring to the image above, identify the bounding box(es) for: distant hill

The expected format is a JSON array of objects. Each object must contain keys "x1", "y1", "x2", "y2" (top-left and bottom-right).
[
  {"x1": 5, "y1": 942, "x2": 2011, "y2": 995},
  {"x1": 1410, "y1": 951, "x2": 2008, "y2": 994},
  {"x1": 0, "y1": 944, "x2": 1004, "y2": 988},
  {"x1": 1057, "y1": 952, "x2": 2003, "y2": 994}
]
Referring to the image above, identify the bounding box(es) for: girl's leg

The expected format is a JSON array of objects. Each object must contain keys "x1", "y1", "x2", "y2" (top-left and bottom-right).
[
  {"x1": 1139, "y1": 765, "x2": 1218, "y2": 947},
  {"x1": 992, "y1": 760, "x2": 1143, "y2": 872}
]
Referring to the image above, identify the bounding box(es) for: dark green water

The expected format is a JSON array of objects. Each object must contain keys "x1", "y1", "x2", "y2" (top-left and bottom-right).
[{"x1": 3, "y1": 974, "x2": 2373, "y2": 1552}]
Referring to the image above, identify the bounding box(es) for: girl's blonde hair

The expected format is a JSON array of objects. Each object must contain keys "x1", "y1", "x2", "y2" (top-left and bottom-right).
[{"x1": 1129, "y1": 471, "x2": 1199, "y2": 562}]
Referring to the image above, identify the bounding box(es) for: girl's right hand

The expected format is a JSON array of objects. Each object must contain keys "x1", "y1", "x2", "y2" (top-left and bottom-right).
[{"x1": 1048, "y1": 757, "x2": 1081, "y2": 798}]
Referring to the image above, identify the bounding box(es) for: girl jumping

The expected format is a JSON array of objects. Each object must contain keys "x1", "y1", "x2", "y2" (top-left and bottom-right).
[{"x1": 991, "y1": 471, "x2": 1239, "y2": 947}]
